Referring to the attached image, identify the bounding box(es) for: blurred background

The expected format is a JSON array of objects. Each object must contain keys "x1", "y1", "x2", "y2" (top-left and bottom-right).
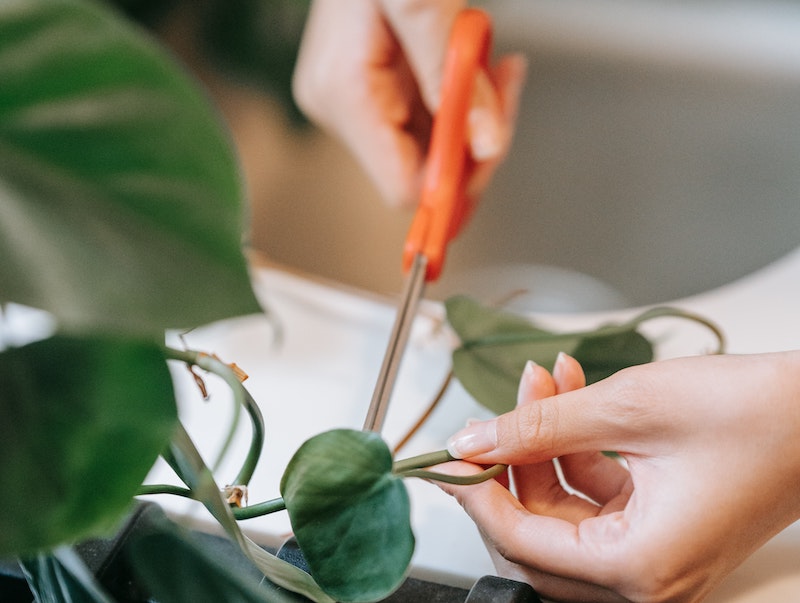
[{"x1": 114, "y1": 0, "x2": 800, "y2": 313}]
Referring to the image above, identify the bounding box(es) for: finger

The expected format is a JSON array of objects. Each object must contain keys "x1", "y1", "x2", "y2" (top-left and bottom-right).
[
  {"x1": 549, "y1": 354, "x2": 633, "y2": 505},
  {"x1": 466, "y1": 53, "x2": 528, "y2": 199},
  {"x1": 512, "y1": 459, "x2": 601, "y2": 524},
  {"x1": 342, "y1": 84, "x2": 428, "y2": 207},
  {"x1": 435, "y1": 463, "x2": 629, "y2": 602},
  {"x1": 436, "y1": 464, "x2": 622, "y2": 583},
  {"x1": 293, "y1": 0, "x2": 380, "y2": 122},
  {"x1": 469, "y1": 52, "x2": 527, "y2": 160},
  {"x1": 382, "y1": 1, "x2": 520, "y2": 169},
  {"x1": 447, "y1": 361, "x2": 671, "y2": 466},
  {"x1": 377, "y1": 0, "x2": 465, "y2": 111},
  {"x1": 513, "y1": 359, "x2": 600, "y2": 522},
  {"x1": 552, "y1": 351, "x2": 587, "y2": 393},
  {"x1": 517, "y1": 360, "x2": 556, "y2": 404},
  {"x1": 490, "y1": 361, "x2": 555, "y2": 496},
  {"x1": 445, "y1": 354, "x2": 590, "y2": 462},
  {"x1": 337, "y1": 83, "x2": 426, "y2": 207},
  {"x1": 294, "y1": 0, "x2": 427, "y2": 206},
  {"x1": 557, "y1": 452, "x2": 631, "y2": 507}
]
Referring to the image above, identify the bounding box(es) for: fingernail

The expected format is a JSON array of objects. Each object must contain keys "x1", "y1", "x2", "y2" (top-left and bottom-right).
[
  {"x1": 516, "y1": 360, "x2": 538, "y2": 407},
  {"x1": 468, "y1": 106, "x2": 504, "y2": 160},
  {"x1": 552, "y1": 351, "x2": 568, "y2": 384},
  {"x1": 446, "y1": 419, "x2": 498, "y2": 459},
  {"x1": 468, "y1": 69, "x2": 505, "y2": 161}
]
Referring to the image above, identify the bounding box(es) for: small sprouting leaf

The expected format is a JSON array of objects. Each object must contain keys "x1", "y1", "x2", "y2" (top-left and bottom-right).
[
  {"x1": 280, "y1": 429, "x2": 414, "y2": 603},
  {"x1": 446, "y1": 296, "x2": 653, "y2": 414},
  {"x1": 0, "y1": 335, "x2": 177, "y2": 557}
]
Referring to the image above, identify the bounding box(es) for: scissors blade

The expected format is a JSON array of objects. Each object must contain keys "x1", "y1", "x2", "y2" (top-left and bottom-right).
[{"x1": 362, "y1": 253, "x2": 427, "y2": 432}]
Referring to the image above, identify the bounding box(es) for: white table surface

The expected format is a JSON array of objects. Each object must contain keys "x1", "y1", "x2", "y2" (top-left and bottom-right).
[{"x1": 146, "y1": 248, "x2": 800, "y2": 600}]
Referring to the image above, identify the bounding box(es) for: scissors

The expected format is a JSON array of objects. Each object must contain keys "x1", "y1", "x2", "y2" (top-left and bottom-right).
[{"x1": 363, "y1": 9, "x2": 494, "y2": 432}]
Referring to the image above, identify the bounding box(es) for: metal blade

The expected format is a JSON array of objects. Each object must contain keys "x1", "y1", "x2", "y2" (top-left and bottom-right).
[{"x1": 363, "y1": 253, "x2": 428, "y2": 432}]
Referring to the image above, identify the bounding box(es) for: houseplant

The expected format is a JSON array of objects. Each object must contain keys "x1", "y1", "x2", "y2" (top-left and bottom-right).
[{"x1": 0, "y1": 2, "x2": 724, "y2": 602}]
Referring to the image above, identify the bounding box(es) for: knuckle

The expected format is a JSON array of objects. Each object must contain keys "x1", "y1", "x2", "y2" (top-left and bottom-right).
[
  {"x1": 499, "y1": 401, "x2": 560, "y2": 460},
  {"x1": 600, "y1": 366, "x2": 668, "y2": 435}
]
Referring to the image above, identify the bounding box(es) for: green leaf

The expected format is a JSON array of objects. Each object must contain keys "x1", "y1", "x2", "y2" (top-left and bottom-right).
[
  {"x1": 446, "y1": 296, "x2": 653, "y2": 414},
  {"x1": 0, "y1": 0, "x2": 261, "y2": 335},
  {"x1": 0, "y1": 335, "x2": 177, "y2": 556},
  {"x1": 571, "y1": 328, "x2": 653, "y2": 385},
  {"x1": 21, "y1": 546, "x2": 114, "y2": 603},
  {"x1": 281, "y1": 429, "x2": 414, "y2": 603},
  {"x1": 129, "y1": 519, "x2": 299, "y2": 603},
  {"x1": 444, "y1": 295, "x2": 553, "y2": 343}
]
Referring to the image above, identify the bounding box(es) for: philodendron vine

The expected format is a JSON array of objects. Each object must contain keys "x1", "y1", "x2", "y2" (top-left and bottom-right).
[
  {"x1": 0, "y1": 2, "x2": 726, "y2": 603},
  {"x1": 135, "y1": 348, "x2": 508, "y2": 603},
  {"x1": 129, "y1": 293, "x2": 723, "y2": 603}
]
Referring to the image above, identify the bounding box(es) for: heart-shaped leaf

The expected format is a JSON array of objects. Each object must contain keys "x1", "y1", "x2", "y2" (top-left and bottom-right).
[
  {"x1": 280, "y1": 429, "x2": 414, "y2": 603},
  {"x1": 446, "y1": 296, "x2": 654, "y2": 414},
  {"x1": 0, "y1": 335, "x2": 177, "y2": 556},
  {"x1": 0, "y1": 0, "x2": 260, "y2": 335}
]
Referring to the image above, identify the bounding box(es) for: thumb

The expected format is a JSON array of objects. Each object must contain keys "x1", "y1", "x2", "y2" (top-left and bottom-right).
[
  {"x1": 379, "y1": 0, "x2": 509, "y2": 161},
  {"x1": 378, "y1": 0, "x2": 464, "y2": 111},
  {"x1": 446, "y1": 373, "x2": 649, "y2": 465}
]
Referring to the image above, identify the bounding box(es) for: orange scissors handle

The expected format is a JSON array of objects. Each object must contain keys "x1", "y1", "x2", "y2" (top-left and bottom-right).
[{"x1": 402, "y1": 8, "x2": 493, "y2": 282}]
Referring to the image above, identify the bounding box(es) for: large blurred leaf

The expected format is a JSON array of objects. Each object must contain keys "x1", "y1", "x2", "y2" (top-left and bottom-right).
[
  {"x1": 0, "y1": 335, "x2": 177, "y2": 556},
  {"x1": 446, "y1": 296, "x2": 653, "y2": 414},
  {"x1": 0, "y1": 0, "x2": 260, "y2": 335},
  {"x1": 281, "y1": 429, "x2": 414, "y2": 603}
]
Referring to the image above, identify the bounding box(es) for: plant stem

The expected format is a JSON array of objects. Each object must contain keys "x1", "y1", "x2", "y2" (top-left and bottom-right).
[
  {"x1": 624, "y1": 306, "x2": 726, "y2": 353},
  {"x1": 393, "y1": 449, "x2": 453, "y2": 473},
  {"x1": 137, "y1": 482, "x2": 286, "y2": 520},
  {"x1": 232, "y1": 497, "x2": 286, "y2": 520},
  {"x1": 137, "y1": 483, "x2": 193, "y2": 499},
  {"x1": 213, "y1": 386, "x2": 243, "y2": 473},
  {"x1": 461, "y1": 306, "x2": 726, "y2": 354},
  {"x1": 400, "y1": 463, "x2": 507, "y2": 485},
  {"x1": 165, "y1": 347, "x2": 265, "y2": 486},
  {"x1": 393, "y1": 449, "x2": 507, "y2": 486}
]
